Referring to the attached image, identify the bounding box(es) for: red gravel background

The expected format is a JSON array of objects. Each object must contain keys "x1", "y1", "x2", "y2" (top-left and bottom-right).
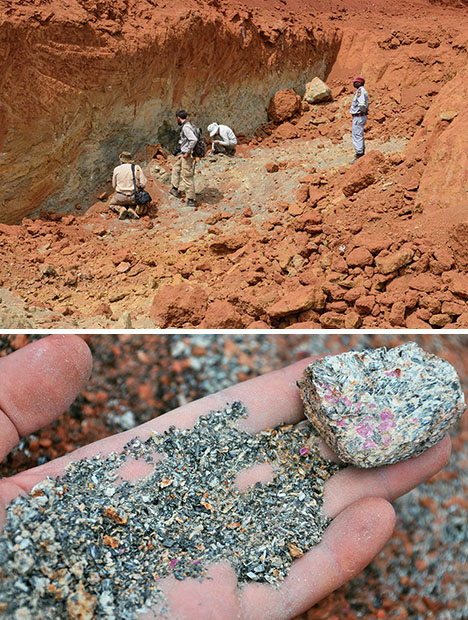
[{"x1": 1, "y1": 333, "x2": 467, "y2": 619}]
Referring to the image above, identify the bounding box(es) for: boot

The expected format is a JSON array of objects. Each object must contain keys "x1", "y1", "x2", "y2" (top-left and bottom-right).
[
  {"x1": 127, "y1": 207, "x2": 140, "y2": 219},
  {"x1": 351, "y1": 151, "x2": 365, "y2": 165},
  {"x1": 187, "y1": 199, "x2": 196, "y2": 207},
  {"x1": 169, "y1": 187, "x2": 181, "y2": 198},
  {"x1": 118, "y1": 207, "x2": 128, "y2": 220}
]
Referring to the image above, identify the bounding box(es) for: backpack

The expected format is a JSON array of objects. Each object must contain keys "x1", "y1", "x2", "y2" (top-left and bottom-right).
[{"x1": 191, "y1": 125, "x2": 206, "y2": 158}]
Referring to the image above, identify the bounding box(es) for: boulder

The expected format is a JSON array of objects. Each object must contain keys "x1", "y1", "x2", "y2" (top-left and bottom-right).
[
  {"x1": 149, "y1": 282, "x2": 208, "y2": 327},
  {"x1": 304, "y1": 77, "x2": 332, "y2": 104},
  {"x1": 341, "y1": 151, "x2": 386, "y2": 197},
  {"x1": 268, "y1": 89, "x2": 301, "y2": 123}
]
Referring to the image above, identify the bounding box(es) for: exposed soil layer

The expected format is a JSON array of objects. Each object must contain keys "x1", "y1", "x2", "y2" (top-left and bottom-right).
[
  {"x1": 1, "y1": 333, "x2": 467, "y2": 619},
  {"x1": 1, "y1": 0, "x2": 468, "y2": 329}
]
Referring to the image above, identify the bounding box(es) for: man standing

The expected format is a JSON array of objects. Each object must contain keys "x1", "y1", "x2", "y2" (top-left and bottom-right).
[
  {"x1": 170, "y1": 109, "x2": 198, "y2": 207},
  {"x1": 207, "y1": 122, "x2": 237, "y2": 156},
  {"x1": 350, "y1": 76, "x2": 369, "y2": 164},
  {"x1": 109, "y1": 152, "x2": 147, "y2": 219}
]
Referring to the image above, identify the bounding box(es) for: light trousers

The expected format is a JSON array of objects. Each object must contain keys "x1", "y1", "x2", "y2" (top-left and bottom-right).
[
  {"x1": 171, "y1": 154, "x2": 196, "y2": 200},
  {"x1": 352, "y1": 115, "x2": 367, "y2": 155}
]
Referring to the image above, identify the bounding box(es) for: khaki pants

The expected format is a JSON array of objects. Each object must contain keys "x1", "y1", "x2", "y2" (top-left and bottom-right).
[
  {"x1": 171, "y1": 154, "x2": 196, "y2": 200},
  {"x1": 109, "y1": 192, "x2": 136, "y2": 212}
]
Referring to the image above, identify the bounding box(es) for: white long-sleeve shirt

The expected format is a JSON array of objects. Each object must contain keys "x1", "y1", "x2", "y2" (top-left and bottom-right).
[
  {"x1": 179, "y1": 121, "x2": 199, "y2": 154},
  {"x1": 215, "y1": 124, "x2": 237, "y2": 147},
  {"x1": 112, "y1": 163, "x2": 147, "y2": 196}
]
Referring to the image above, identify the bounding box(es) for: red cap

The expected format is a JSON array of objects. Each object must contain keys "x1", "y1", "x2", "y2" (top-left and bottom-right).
[{"x1": 354, "y1": 76, "x2": 365, "y2": 84}]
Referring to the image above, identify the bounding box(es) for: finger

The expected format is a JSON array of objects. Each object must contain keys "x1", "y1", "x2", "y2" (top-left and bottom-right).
[
  {"x1": 5, "y1": 356, "x2": 317, "y2": 489},
  {"x1": 0, "y1": 335, "x2": 92, "y2": 462},
  {"x1": 239, "y1": 497, "x2": 396, "y2": 620},
  {"x1": 322, "y1": 434, "x2": 451, "y2": 518}
]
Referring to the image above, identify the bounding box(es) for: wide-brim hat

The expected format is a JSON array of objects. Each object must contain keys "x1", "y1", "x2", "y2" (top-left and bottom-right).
[
  {"x1": 119, "y1": 151, "x2": 134, "y2": 163},
  {"x1": 208, "y1": 123, "x2": 219, "y2": 137}
]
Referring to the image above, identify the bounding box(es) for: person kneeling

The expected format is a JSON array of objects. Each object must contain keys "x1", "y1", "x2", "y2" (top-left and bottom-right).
[{"x1": 109, "y1": 152, "x2": 148, "y2": 219}]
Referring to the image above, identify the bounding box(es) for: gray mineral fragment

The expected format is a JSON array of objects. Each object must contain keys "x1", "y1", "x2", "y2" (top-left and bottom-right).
[{"x1": 297, "y1": 342, "x2": 466, "y2": 468}]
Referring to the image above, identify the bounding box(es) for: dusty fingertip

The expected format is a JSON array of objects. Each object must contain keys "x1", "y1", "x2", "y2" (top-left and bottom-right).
[{"x1": 46, "y1": 335, "x2": 93, "y2": 380}]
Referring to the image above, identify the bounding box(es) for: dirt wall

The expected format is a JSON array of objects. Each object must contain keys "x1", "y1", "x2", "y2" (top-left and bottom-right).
[{"x1": 0, "y1": 1, "x2": 341, "y2": 223}]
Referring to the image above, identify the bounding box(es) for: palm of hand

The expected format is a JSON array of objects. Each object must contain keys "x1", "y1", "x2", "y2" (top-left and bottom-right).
[{"x1": 0, "y1": 337, "x2": 450, "y2": 620}]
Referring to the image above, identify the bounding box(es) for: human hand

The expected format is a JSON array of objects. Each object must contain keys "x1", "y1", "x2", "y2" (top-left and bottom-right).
[{"x1": 0, "y1": 336, "x2": 450, "y2": 620}]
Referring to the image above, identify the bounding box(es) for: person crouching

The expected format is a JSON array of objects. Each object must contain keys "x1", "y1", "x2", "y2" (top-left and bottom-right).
[
  {"x1": 207, "y1": 122, "x2": 237, "y2": 156},
  {"x1": 109, "y1": 152, "x2": 147, "y2": 219}
]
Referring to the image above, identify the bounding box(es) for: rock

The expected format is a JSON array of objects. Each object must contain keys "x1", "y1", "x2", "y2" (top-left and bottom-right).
[
  {"x1": 344, "y1": 312, "x2": 362, "y2": 329},
  {"x1": 408, "y1": 273, "x2": 440, "y2": 293},
  {"x1": 268, "y1": 88, "x2": 301, "y2": 122},
  {"x1": 247, "y1": 320, "x2": 270, "y2": 329},
  {"x1": 319, "y1": 311, "x2": 345, "y2": 328},
  {"x1": 376, "y1": 248, "x2": 414, "y2": 274},
  {"x1": 297, "y1": 342, "x2": 466, "y2": 468},
  {"x1": 429, "y1": 313, "x2": 451, "y2": 327},
  {"x1": 353, "y1": 232, "x2": 393, "y2": 255},
  {"x1": 67, "y1": 583, "x2": 97, "y2": 620},
  {"x1": 347, "y1": 247, "x2": 374, "y2": 268},
  {"x1": 288, "y1": 203, "x2": 304, "y2": 216},
  {"x1": 265, "y1": 162, "x2": 279, "y2": 173},
  {"x1": 112, "y1": 249, "x2": 132, "y2": 265},
  {"x1": 267, "y1": 284, "x2": 326, "y2": 318},
  {"x1": 355, "y1": 294, "x2": 375, "y2": 315},
  {"x1": 304, "y1": 77, "x2": 332, "y2": 103},
  {"x1": 440, "y1": 110, "x2": 458, "y2": 121},
  {"x1": 341, "y1": 151, "x2": 386, "y2": 196},
  {"x1": 116, "y1": 261, "x2": 131, "y2": 273},
  {"x1": 442, "y1": 300, "x2": 466, "y2": 316},
  {"x1": 449, "y1": 222, "x2": 468, "y2": 269},
  {"x1": 296, "y1": 185, "x2": 310, "y2": 203},
  {"x1": 149, "y1": 282, "x2": 208, "y2": 327},
  {"x1": 455, "y1": 312, "x2": 468, "y2": 327},
  {"x1": 432, "y1": 247, "x2": 454, "y2": 271},
  {"x1": 294, "y1": 211, "x2": 323, "y2": 233},
  {"x1": 274, "y1": 121, "x2": 298, "y2": 140},
  {"x1": 94, "y1": 303, "x2": 112, "y2": 318},
  {"x1": 406, "y1": 312, "x2": 431, "y2": 328},
  {"x1": 119, "y1": 311, "x2": 132, "y2": 328},
  {"x1": 449, "y1": 272, "x2": 468, "y2": 299},
  {"x1": 209, "y1": 236, "x2": 244, "y2": 254},
  {"x1": 200, "y1": 300, "x2": 245, "y2": 329},
  {"x1": 39, "y1": 264, "x2": 56, "y2": 277},
  {"x1": 389, "y1": 301, "x2": 406, "y2": 326}
]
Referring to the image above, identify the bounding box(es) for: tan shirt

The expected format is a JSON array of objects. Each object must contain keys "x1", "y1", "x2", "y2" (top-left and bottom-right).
[{"x1": 112, "y1": 163, "x2": 147, "y2": 197}]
